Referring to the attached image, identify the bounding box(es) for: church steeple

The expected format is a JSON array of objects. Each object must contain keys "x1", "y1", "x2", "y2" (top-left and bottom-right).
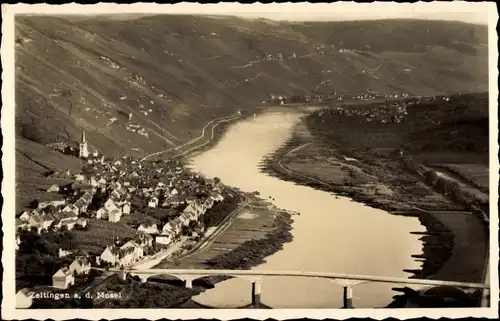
[{"x1": 79, "y1": 129, "x2": 89, "y2": 159}]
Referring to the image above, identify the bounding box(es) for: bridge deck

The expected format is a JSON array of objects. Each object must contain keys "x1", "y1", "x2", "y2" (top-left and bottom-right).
[{"x1": 112, "y1": 268, "x2": 490, "y2": 289}]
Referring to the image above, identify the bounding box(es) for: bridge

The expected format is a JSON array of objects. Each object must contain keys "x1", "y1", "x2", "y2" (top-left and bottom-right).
[
  {"x1": 256, "y1": 104, "x2": 327, "y2": 113},
  {"x1": 111, "y1": 268, "x2": 490, "y2": 308}
]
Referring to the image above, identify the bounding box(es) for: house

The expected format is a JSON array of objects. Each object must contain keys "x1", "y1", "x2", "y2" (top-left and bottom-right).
[
  {"x1": 122, "y1": 202, "x2": 131, "y2": 215},
  {"x1": 19, "y1": 211, "x2": 31, "y2": 222},
  {"x1": 62, "y1": 218, "x2": 77, "y2": 231},
  {"x1": 138, "y1": 223, "x2": 159, "y2": 235},
  {"x1": 69, "y1": 258, "x2": 91, "y2": 275},
  {"x1": 27, "y1": 213, "x2": 45, "y2": 230},
  {"x1": 74, "y1": 199, "x2": 88, "y2": 214},
  {"x1": 148, "y1": 197, "x2": 159, "y2": 208},
  {"x1": 74, "y1": 174, "x2": 86, "y2": 182},
  {"x1": 47, "y1": 184, "x2": 60, "y2": 193},
  {"x1": 100, "y1": 246, "x2": 120, "y2": 266},
  {"x1": 62, "y1": 204, "x2": 79, "y2": 215},
  {"x1": 104, "y1": 199, "x2": 120, "y2": 212},
  {"x1": 76, "y1": 218, "x2": 88, "y2": 228},
  {"x1": 155, "y1": 231, "x2": 173, "y2": 245},
  {"x1": 89, "y1": 177, "x2": 99, "y2": 187},
  {"x1": 108, "y1": 209, "x2": 122, "y2": 222},
  {"x1": 38, "y1": 200, "x2": 66, "y2": 210},
  {"x1": 96, "y1": 208, "x2": 109, "y2": 220},
  {"x1": 178, "y1": 213, "x2": 190, "y2": 226},
  {"x1": 55, "y1": 210, "x2": 78, "y2": 222},
  {"x1": 120, "y1": 240, "x2": 144, "y2": 261},
  {"x1": 16, "y1": 289, "x2": 33, "y2": 309},
  {"x1": 59, "y1": 248, "x2": 72, "y2": 258},
  {"x1": 52, "y1": 267, "x2": 75, "y2": 289}
]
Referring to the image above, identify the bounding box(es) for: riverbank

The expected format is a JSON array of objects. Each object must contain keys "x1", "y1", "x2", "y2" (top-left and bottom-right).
[
  {"x1": 261, "y1": 134, "x2": 455, "y2": 279},
  {"x1": 260, "y1": 117, "x2": 488, "y2": 306}
]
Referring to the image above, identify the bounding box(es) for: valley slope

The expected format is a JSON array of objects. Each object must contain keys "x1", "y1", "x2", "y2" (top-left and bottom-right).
[{"x1": 14, "y1": 15, "x2": 489, "y2": 208}]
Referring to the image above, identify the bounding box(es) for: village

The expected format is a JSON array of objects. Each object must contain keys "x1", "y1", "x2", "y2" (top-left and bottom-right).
[{"x1": 15, "y1": 130, "x2": 234, "y2": 293}]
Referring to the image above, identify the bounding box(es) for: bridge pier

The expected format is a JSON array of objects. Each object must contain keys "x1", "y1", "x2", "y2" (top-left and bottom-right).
[
  {"x1": 185, "y1": 278, "x2": 193, "y2": 289},
  {"x1": 342, "y1": 285, "x2": 354, "y2": 309},
  {"x1": 119, "y1": 269, "x2": 128, "y2": 281},
  {"x1": 251, "y1": 281, "x2": 261, "y2": 308}
]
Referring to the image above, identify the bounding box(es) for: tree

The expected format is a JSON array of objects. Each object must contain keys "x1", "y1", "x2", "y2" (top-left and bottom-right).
[
  {"x1": 425, "y1": 171, "x2": 439, "y2": 185},
  {"x1": 28, "y1": 199, "x2": 39, "y2": 209}
]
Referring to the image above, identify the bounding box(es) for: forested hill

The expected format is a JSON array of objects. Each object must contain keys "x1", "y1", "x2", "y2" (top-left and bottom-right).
[{"x1": 15, "y1": 15, "x2": 488, "y2": 157}]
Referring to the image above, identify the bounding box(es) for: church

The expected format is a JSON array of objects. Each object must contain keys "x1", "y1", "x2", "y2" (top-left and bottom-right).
[
  {"x1": 79, "y1": 130, "x2": 89, "y2": 158},
  {"x1": 78, "y1": 130, "x2": 99, "y2": 159}
]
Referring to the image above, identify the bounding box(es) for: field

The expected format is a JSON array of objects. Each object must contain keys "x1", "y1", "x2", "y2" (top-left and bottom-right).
[
  {"x1": 156, "y1": 202, "x2": 280, "y2": 269},
  {"x1": 16, "y1": 137, "x2": 82, "y2": 210},
  {"x1": 438, "y1": 164, "x2": 489, "y2": 193},
  {"x1": 278, "y1": 141, "x2": 458, "y2": 212},
  {"x1": 70, "y1": 219, "x2": 147, "y2": 254}
]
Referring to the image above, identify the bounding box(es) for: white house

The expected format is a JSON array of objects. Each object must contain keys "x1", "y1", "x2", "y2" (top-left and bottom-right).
[
  {"x1": 108, "y1": 209, "x2": 122, "y2": 222},
  {"x1": 62, "y1": 218, "x2": 77, "y2": 231},
  {"x1": 69, "y1": 258, "x2": 91, "y2": 275},
  {"x1": 104, "y1": 199, "x2": 120, "y2": 212},
  {"x1": 76, "y1": 218, "x2": 88, "y2": 228},
  {"x1": 62, "y1": 204, "x2": 79, "y2": 215},
  {"x1": 122, "y1": 202, "x2": 131, "y2": 215},
  {"x1": 74, "y1": 174, "x2": 86, "y2": 182},
  {"x1": 59, "y1": 248, "x2": 72, "y2": 258},
  {"x1": 52, "y1": 267, "x2": 75, "y2": 289},
  {"x1": 100, "y1": 246, "x2": 120, "y2": 266},
  {"x1": 96, "y1": 208, "x2": 109, "y2": 220},
  {"x1": 148, "y1": 197, "x2": 159, "y2": 208},
  {"x1": 16, "y1": 289, "x2": 33, "y2": 309},
  {"x1": 89, "y1": 177, "x2": 99, "y2": 187},
  {"x1": 19, "y1": 211, "x2": 31, "y2": 222},
  {"x1": 138, "y1": 223, "x2": 159, "y2": 235},
  {"x1": 155, "y1": 231, "x2": 173, "y2": 245}
]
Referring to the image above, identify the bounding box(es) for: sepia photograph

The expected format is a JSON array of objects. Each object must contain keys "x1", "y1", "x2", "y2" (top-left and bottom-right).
[{"x1": 1, "y1": 2, "x2": 498, "y2": 320}]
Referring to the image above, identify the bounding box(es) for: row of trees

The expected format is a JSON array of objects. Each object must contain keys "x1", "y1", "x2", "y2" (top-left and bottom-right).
[{"x1": 424, "y1": 170, "x2": 487, "y2": 208}]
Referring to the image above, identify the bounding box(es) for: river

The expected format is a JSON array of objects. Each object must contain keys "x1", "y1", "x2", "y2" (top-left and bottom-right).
[{"x1": 187, "y1": 110, "x2": 427, "y2": 308}]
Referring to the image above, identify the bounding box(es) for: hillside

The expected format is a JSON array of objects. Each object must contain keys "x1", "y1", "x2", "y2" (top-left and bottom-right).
[{"x1": 15, "y1": 15, "x2": 488, "y2": 159}]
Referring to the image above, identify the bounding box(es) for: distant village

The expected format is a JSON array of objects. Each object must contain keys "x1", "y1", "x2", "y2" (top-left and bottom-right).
[{"x1": 16, "y1": 130, "x2": 230, "y2": 292}]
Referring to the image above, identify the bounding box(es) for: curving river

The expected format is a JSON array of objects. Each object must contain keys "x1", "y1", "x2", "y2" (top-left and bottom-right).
[{"x1": 187, "y1": 110, "x2": 427, "y2": 308}]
